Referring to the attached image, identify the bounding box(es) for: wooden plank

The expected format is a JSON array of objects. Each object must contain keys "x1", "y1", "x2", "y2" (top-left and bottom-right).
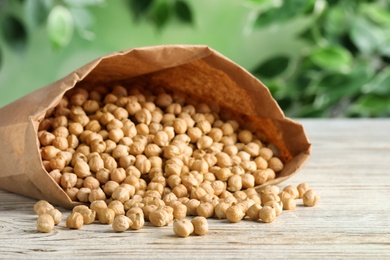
[{"x1": 0, "y1": 119, "x2": 390, "y2": 259}]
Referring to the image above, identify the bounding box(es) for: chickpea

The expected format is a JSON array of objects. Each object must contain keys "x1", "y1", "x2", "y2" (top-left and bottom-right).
[
  {"x1": 246, "y1": 204, "x2": 262, "y2": 221},
  {"x1": 282, "y1": 197, "x2": 296, "y2": 210},
  {"x1": 156, "y1": 93, "x2": 173, "y2": 108},
  {"x1": 196, "y1": 202, "x2": 214, "y2": 219},
  {"x1": 221, "y1": 123, "x2": 234, "y2": 136},
  {"x1": 259, "y1": 147, "x2": 273, "y2": 161},
  {"x1": 268, "y1": 157, "x2": 284, "y2": 172},
  {"x1": 108, "y1": 200, "x2": 125, "y2": 216},
  {"x1": 259, "y1": 206, "x2": 276, "y2": 223},
  {"x1": 215, "y1": 152, "x2": 232, "y2": 168},
  {"x1": 297, "y1": 183, "x2": 311, "y2": 199},
  {"x1": 238, "y1": 130, "x2": 253, "y2": 144},
  {"x1": 127, "y1": 212, "x2": 145, "y2": 230},
  {"x1": 44, "y1": 208, "x2": 62, "y2": 226},
  {"x1": 112, "y1": 215, "x2": 132, "y2": 232},
  {"x1": 303, "y1": 190, "x2": 320, "y2": 207},
  {"x1": 252, "y1": 170, "x2": 268, "y2": 185},
  {"x1": 66, "y1": 212, "x2": 84, "y2": 229},
  {"x1": 37, "y1": 214, "x2": 55, "y2": 233},
  {"x1": 173, "y1": 203, "x2": 187, "y2": 220},
  {"x1": 173, "y1": 218, "x2": 194, "y2": 238},
  {"x1": 34, "y1": 200, "x2": 54, "y2": 215},
  {"x1": 186, "y1": 199, "x2": 201, "y2": 216},
  {"x1": 60, "y1": 172, "x2": 77, "y2": 189},
  {"x1": 191, "y1": 216, "x2": 208, "y2": 236},
  {"x1": 73, "y1": 206, "x2": 96, "y2": 224},
  {"x1": 89, "y1": 187, "x2": 106, "y2": 202},
  {"x1": 97, "y1": 208, "x2": 116, "y2": 224},
  {"x1": 241, "y1": 173, "x2": 255, "y2": 189},
  {"x1": 227, "y1": 175, "x2": 243, "y2": 192},
  {"x1": 149, "y1": 208, "x2": 171, "y2": 227},
  {"x1": 214, "y1": 202, "x2": 230, "y2": 219},
  {"x1": 282, "y1": 185, "x2": 300, "y2": 199},
  {"x1": 264, "y1": 200, "x2": 283, "y2": 216},
  {"x1": 226, "y1": 204, "x2": 246, "y2": 223}
]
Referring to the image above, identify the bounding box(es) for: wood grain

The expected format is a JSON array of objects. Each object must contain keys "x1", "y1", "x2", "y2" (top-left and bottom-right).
[{"x1": 0, "y1": 119, "x2": 389, "y2": 259}]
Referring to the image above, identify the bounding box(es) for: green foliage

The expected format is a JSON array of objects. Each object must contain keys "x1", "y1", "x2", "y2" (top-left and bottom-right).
[
  {"x1": 127, "y1": 0, "x2": 193, "y2": 29},
  {"x1": 0, "y1": 0, "x2": 103, "y2": 52},
  {"x1": 1, "y1": 14, "x2": 27, "y2": 54},
  {"x1": 47, "y1": 5, "x2": 74, "y2": 49},
  {"x1": 0, "y1": 0, "x2": 389, "y2": 117},
  {"x1": 250, "y1": 0, "x2": 390, "y2": 117}
]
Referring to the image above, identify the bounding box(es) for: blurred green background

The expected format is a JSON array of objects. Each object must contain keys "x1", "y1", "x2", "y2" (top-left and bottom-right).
[{"x1": 1, "y1": 0, "x2": 390, "y2": 117}]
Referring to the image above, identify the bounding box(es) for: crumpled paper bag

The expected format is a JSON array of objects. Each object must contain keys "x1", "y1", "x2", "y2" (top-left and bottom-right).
[{"x1": 0, "y1": 45, "x2": 311, "y2": 209}]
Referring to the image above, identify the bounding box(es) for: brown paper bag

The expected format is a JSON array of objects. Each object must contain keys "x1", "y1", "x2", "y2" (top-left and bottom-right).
[{"x1": 0, "y1": 45, "x2": 311, "y2": 209}]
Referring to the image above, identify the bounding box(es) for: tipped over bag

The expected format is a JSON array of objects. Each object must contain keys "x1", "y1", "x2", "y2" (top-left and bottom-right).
[{"x1": 0, "y1": 45, "x2": 311, "y2": 209}]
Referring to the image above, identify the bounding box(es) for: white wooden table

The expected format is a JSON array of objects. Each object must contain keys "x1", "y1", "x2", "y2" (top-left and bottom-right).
[{"x1": 1, "y1": 119, "x2": 389, "y2": 259}]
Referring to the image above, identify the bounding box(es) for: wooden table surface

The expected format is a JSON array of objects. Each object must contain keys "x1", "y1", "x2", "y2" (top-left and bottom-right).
[{"x1": 1, "y1": 119, "x2": 389, "y2": 259}]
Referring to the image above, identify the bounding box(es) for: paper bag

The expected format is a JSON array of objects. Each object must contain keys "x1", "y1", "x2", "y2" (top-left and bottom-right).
[{"x1": 0, "y1": 45, "x2": 311, "y2": 209}]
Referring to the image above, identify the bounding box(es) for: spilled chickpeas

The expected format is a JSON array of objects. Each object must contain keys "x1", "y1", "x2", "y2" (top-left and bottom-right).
[{"x1": 36, "y1": 84, "x2": 319, "y2": 236}]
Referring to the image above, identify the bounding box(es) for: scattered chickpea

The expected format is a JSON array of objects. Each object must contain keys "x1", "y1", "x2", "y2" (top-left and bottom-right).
[
  {"x1": 297, "y1": 183, "x2": 311, "y2": 199},
  {"x1": 173, "y1": 203, "x2": 187, "y2": 220},
  {"x1": 46, "y1": 208, "x2": 62, "y2": 225},
  {"x1": 34, "y1": 200, "x2": 54, "y2": 215},
  {"x1": 191, "y1": 216, "x2": 208, "y2": 236},
  {"x1": 66, "y1": 212, "x2": 84, "y2": 229},
  {"x1": 279, "y1": 191, "x2": 295, "y2": 200},
  {"x1": 282, "y1": 197, "x2": 296, "y2": 210},
  {"x1": 173, "y1": 219, "x2": 194, "y2": 238},
  {"x1": 303, "y1": 189, "x2": 320, "y2": 207},
  {"x1": 142, "y1": 205, "x2": 158, "y2": 221},
  {"x1": 37, "y1": 214, "x2": 55, "y2": 233},
  {"x1": 127, "y1": 212, "x2": 145, "y2": 230},
  {"x1": 97, "y1": 208, "x2": 116, "y2": 224},
  {"x1": 112, "y1": 215, "x2": 132, "y2": 232},
  {"x1": 282, "y1": 185, "x2": 299, "y2": 199},
  {"x1": 186, "y1": 199, "x2": 201, "y2": 216},
  {"x1": 149, "y1": 208, "x2": 171, "y2": 227},
  {"x1": 260, "y1": 192, "x2": 280, "y2": 205},
  {"x1": 214, "y1": 202, "x2": 230, "y2": 219},
  {"x1": 246, "y1": 204, "x2": 262, "y2": 221},
  {"x1": 108, "y1": 200, "x2": 125, "y2": 216},
  {"x1": 73, "y1": 206, "x2": 96, "y2": 224},
  {"x1": 264, "y1": 200, "x2": 283, "y2": 216},
  {"x1": 196, "y1": 202, "x2": 214, "y2": 219},
  {"x1": 259, "y1": 206, "x2": 276, "y2": 223},
  {"x1": 226, "y1": 204, "x2": 246, "y2": 223}
]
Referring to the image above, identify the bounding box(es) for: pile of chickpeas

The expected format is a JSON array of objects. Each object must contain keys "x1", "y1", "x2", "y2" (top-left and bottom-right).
[{"x1": 36, "y1": 84, "x2": 319, "y2": 237}]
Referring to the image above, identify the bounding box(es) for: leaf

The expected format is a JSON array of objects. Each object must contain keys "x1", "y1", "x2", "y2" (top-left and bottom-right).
[
  {"x1": 353, "y1": 95, "x2": 390, "y2": 117},
  {"x1": 24, "y1": 0, "x2": 50, "y2": 27},
  {"x1": 70, "y1": 7, "x2": 95, "y2": 40},
  {"x1": 350, "y1": 16, "x2": 383, "y2": 54},
  {"x1": 0, "y1": 46, "x2": 2, "y2": 71},
  {"x1": 47, "y1": 5, "x2": 74, "y2": 49},
  {"x1": 149, "y1": 0, "x2": 171, "y2": 29},
  {"x1": 254, "y1": 0, "x2": 316, "y2": 28},
  {"x1": 360, "y1": 3, "x2": 390, "y2": 26},
  {"x1": 174, "y1": 0, "x2": 193, "y2": 24},
  {"x1": 309, "y1": 46, "x2": 352, "y2": 72},
  {"x1": 127, "y1": 0, "x2": 154, "y2": 21},
  {"x1": 1, "y1": 14, "x2": 27, "y2": 54},
  {"x1": 63, "y1": 0, "x2": 105, "y2": 7},
  {"x1": 363, "y1": 67, "x2": 390, "y2": 95},
  {"x1": 246, "y1": 0, "x2": 277, "y2": 5},
  {"x1": 252, "y1": 56, "x2": 289, "y2": 78},
  {"x1": 323, "y1": 6, "x2": 347, "y2": 38}
]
